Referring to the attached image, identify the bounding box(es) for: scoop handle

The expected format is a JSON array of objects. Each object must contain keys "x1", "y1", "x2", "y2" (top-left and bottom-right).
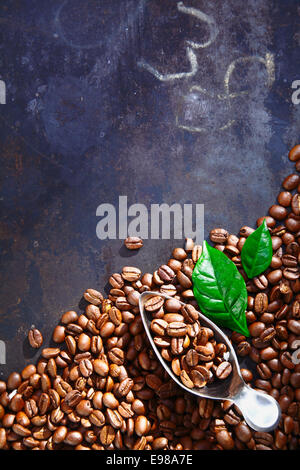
[{"x1": 233, "y1": 384, "x2": 281, "y2": 432}]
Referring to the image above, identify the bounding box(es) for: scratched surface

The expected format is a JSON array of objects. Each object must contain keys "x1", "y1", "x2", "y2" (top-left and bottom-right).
[{"x1": 0, "y1": 0, "x2": 300, "y2": 378}]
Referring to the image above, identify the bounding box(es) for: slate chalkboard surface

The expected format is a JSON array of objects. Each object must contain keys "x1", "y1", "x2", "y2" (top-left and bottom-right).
[{"x1": 0, "y1": 0, "x2": 300, "y2": 377}]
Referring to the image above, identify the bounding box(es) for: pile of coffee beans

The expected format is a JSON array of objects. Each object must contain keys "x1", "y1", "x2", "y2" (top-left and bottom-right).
[
  {"x1": 0, "y1": 147, "x2": 300, "y2": 450},
  {"x1": 147, "y1": 297, "x2": 232, "y2": 389}
]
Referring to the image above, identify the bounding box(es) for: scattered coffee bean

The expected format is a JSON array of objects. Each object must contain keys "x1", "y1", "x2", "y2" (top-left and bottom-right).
[
  {"x1": 124, "y1": 237, "x2": 143, "y2": 250},
  {"x1": 28, "y1": 328, "x2": 43, "y2": 349}
]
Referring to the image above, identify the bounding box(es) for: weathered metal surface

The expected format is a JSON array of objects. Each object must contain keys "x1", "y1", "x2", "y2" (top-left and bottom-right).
[{"x1": 0, "y1": 0, "x2": 300, "y2": 378}]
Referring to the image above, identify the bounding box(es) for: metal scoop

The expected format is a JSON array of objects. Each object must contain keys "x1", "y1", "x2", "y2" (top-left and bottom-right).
[{"x1": 139, "y1": 291, "x2": 281, "y2": 432}]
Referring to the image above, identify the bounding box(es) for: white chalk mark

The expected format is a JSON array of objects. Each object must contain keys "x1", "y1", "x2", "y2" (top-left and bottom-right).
[
  {"x1": 177, "y1": 1, "x2": 218, "y2": 49},
  {"x1": 137, "y1": 2, "x2": 274, "y2": 134},
  {"x1": 219, "y1": 119, "x2": 235, "y2": 131},
  {"x1": 175, "y1": 118, "x2": 206, "y2": 133},
  {"x1": 176, "y1": 115, "x2": 235, "y2": 133},
  {"x1": 0, "y1": 80, "x2": 6, "y2": 104},
  {"x1": 137, "y1": 46, "x2": 198, "y2": 81},
  {"x1": 223, "y1": 53, "x2": 275, "y2": 97},
  {"x1": 189, "y1": 85, "x2": 211, "y2": 97}
]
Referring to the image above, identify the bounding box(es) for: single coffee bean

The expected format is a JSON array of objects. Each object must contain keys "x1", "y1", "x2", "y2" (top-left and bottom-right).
[
  {"x1": 192, "y1": 245, "x2": 202, "y2": 263},
  {"x1": 180, "y1": 304, "x2": 199, "y2": 323},
  {"x1": 151, "y1": 319, "x2": 168, "y2": 336},
  {"x1": 216, "y1": 361, "x2": 232, "y2": 380},
  {"x1": 179, "y1": 370, "x2": 194, "y2": 389},
  {"x1": 64, "y1": 430, "x2": 83, "y2": 446},
  {"x1": 106, "y1": 408, "x2": 123, "y2": 429},
  {"x1": 61, "y1": 310, "x2": 78, "y2": 324},
  {"x1": 7, "y1": 372, "x2": 22, "y2": 390},
  {"x1": 28, "y1": 328, "x2": 43, "y2": 349},
  {"x1": 76, "y1": 399, "x2": 92, "y2": 417},
  {"x1": 166, "y1": 322, "x2": 187, "y2": 337},
  {"x1": 144, "y1": 295, "x2": 164, "y2": 312},
  {"x1": 157, "y1": 265, "x2": 175, "y2": 282},
  {"x1": 108, "y1": 348, "x2": 124, "y2": 365},
  {"x1": 121, "y1": 266, "x2": 141, "y2": 282},
  {"x1": 79, "y1": 358, "x2": 93, "y2": 378},
  {"x1": 210, "y1": 228, "x2": 229, "y2": 243},
  {"x1": 236, "y1": 341, "x2": 251, "y2": 357},
  {"x1": 83, "y1": 289, "x2": 103, "y2": 306},
  {"x1": 254, "y1": 293, "x2": 268, "y2": 314},
  {"x1": 172, "y1": 247, "x2": 187, "y2": 261},
  {"x1": 190, "y1": 369, "x2": 206, "y2": 388},
  {"x1": 185, "y1": 349, "x2": 199, "y2": 367},
  {"x1": 289, "y1": 144, "x2": 300, "y2": 161},
  {"x1": 93, "y1": 359, "x2": 109, "y2": 377},
  {"x1": 235, "y1": 422, "x2": 252, "y2": 443},
  {"x1": 52, "y1": 325, "x2": 65, "y2": 344},
  {"x1": 278, "y1": 191, "x2": 292, "y2": 207},
  {"x1": 268, "y1": 205, "x2": 287, "y2": 221},
  {"x1": 109, "y1": 273, "x2": 124, "y2": 289},
  {"x1": 41, "y1": 348, "x2": 60, "y2": 359},
  {"x1": 124, "y1": 236, "x2": 143, "y2": 250},
  {"x1": 169, "y1": 337, "x2": 183, "y2": 356},
  {"x1": 64, "y1": 390, "x2": 82, "y2": 408},
  {"x1": 100, "y1": 425, "x2": 115, "y2": 445}
]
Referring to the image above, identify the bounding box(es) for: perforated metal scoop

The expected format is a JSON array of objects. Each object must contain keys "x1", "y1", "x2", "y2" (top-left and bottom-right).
[{"x1": 139, "y1": 291, "x2": 281, "y2": 432}]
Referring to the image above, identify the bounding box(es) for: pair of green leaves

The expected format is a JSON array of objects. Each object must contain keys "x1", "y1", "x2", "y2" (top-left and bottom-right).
[{"x1": 192, "y1": 220, "x2": 272, "y2": 336}]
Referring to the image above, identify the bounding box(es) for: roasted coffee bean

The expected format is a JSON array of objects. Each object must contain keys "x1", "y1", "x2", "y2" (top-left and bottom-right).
[
  {"x1": 64, "y1": 390, "x2": 82, "y2": 408},
  {"x1": 144, "y1": 295, "x2": 164, "y2": 312},
  {"x1": 124, "y1": 237, "x2": 143, "y2": 250},
  {"x1": 157, "y1": 265, "x2": 175, "y2": 282},
  {"x1": 216, "y1": 362, "x2": 232, "y2": 380},
  {"x1": 269, "y1": 205, "x2": 287, "y2": 221},
  {"x1": 291, "y1": 194, "x2": 300, "y2": 215},
  {"x1": 107, "y1": 347, "x2": 123, "y2": 365},
  {"x1": 179, "y1": 370, "x2": 194, "y2": 389},
  {"x1": 150, "y1": 319, "x2": 168, "y2": 336},
  {"x1": 260, "y1": 326, "x2": 276, "y2": 343},
  {"x1": 191, "y1": 245, "x2": 202, "y2": 263},
  {"x1": 61, "y1": 310, "x2": 78, "y2": 324},
  {"x1": 190, "y1": 370, "x2": 206, "y2": 388},
  {"x1": 254, "y1": 293, "x2": 268, "y2": 314},
  {"x1": 106, "y1": 408, "x2": 123, "y2": 429},
  {"x1": 249, "y1": 321, "x2": 265, "y2": 337},
  {"x1": 64, "y1": 430, "x2": 83, "y2": 446},
  {"x1": 122, "y1": 266, "x2": 141, "y2": 282},
  {"x1": 289, "y1": 144, "x2": 300, "y2": 161},
  {"x1": 166, "y1": 322, "x2": 187, "y2": 337},
  {"x1": 170, "y1": 337, "x2": 184, "y2": 360},
  {"x1": 7, "y1": 372, "x2": 22, "y2": 390},
  {"x1": 210, "y1": 228, "x2": 229, "y2": 243},
  {"x1": 93, "y1": 359, "x2": 109, "y2": 377},
  {"x1": 235, "y1": 422, "x2": 252, "y2": 443},
  {"x1": 185, "y1": 349, "x2": 199, "y2": 367},
  {"x1": 41, "y1": 348, "x2": 60, "y2": 359},
  {"x1": 278, "y1": 191, "x2": 292, "y2": 207},
  {"x1": 28, "y1": 328, "x2": 43, "y2": 349},
  {"x1": 79, "y1": 359, "x2": 93, "y2": 378},
  {"x1": 180, "y1": 304, "x2": 199, "y2": 323},
  {"x1": 236, "y1": 341, "x2": 251, "y2": 357},
  {"x1": 283, "y1": 173, "x2": 300, "y2": 190},
  {"x1": 109, "y1": 273, "x2": 124, "y2": 290},
  {"x1": 253, "y1": 274, "x2": 268, "y2": 290},
  {"x1": 83, "y1": 289, "x2": 103, "y2": 306}
]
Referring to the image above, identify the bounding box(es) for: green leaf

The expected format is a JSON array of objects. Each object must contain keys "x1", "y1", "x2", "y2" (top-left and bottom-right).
[
  {"x1": 241, "y1": 219, "x2": 273, "y2": 279},
  {"x1": 192, "y1": 241, "x2": 249, "y2": 336}
]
